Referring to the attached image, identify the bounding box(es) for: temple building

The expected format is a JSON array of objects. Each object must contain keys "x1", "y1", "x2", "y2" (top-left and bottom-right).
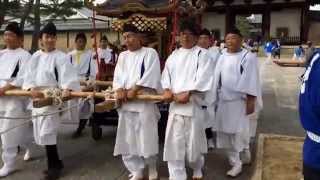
[
  {"x1": 202, "y1": 0, "x2": 319, "y2": 44},
  {"x1": 90, "y1": 0, "x2": 320, "y2": 45}
]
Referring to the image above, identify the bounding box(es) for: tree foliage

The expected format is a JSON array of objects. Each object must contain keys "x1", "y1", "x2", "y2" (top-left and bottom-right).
[
  {"x1": 1, "y1": 0, "x2": 84, "y2": 52},
  {"x1": 236, "y1": 16, "x2": 254, "y2": 38}
]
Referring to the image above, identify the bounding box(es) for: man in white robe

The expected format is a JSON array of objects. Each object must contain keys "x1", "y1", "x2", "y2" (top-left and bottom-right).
[
  {"x1": 197, "y1": 28, "x2": 220, "y2": 150},
  {"x1": 92, "y1": 35, "x2": 113, "y2": 80},
  {"x1": 67, "y1": 33, "x2": 96, "y2": 138},
  {"x1": 0, "y1": 22, "x2": 34, "y2": 177},
  {"x1": 23, "y1": 22, "x2": 80, "y2": 180},
  {"x1": 162, "y1": 20, "x2": 214, "y2": 180},
  {"x1": 212, "y1": 28, "x2": 262, "y2": 177},
  {"x1": 97, "y1": 35, "x2": 113, "y2": 64},
  {"x1": 113, "y1": 24, "x2": 161, "y2": 180}
]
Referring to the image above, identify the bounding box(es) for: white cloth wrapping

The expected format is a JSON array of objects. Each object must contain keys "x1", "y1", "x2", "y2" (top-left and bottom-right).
[
  {"x1": 23, "y1": 50, "x2": 80, "y2": 145},
  {"x1": 168, "y1": 155, "x2": 204, "y2": 180},
  {"x1": 113, "y1": 47, "x2": 161, "y2": 158},
  {"x1": 161, "y1": 46, "x2": 215, "y2": 162},
  {"x1": 212, "y1": 49, "x2": 262, "y2": 151},
  {"x1": 0, "y1": 48, "x2": 33, "y2": 149}
]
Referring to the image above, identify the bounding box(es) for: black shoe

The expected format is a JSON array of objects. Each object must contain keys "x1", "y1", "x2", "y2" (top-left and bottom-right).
[
  {"x1": 71, "y1": 129, "x2": 82, "y2": 139},
  {"x1": 72, "y1": 119, "x2": 88, "y2": 139},
  {"x1": 43, "y1": 160, "x2": 64, "y2": 175},
  {"x1": 41, "y1": 168, "x2": 62, "y2": 180}
]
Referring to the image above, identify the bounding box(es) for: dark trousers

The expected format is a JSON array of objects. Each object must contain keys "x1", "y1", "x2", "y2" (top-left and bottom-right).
[
  {"x1": 303, "y1": 164, "x2": 320, "y2": 180},
  {"x1": 205, "y1": 128, "x2": 213, "y2": 139},
  {"x1": 45, "y1": 145, "x2": 62, "y2": 169}
]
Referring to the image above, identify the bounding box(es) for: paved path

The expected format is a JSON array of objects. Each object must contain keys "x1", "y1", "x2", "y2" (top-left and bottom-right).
[{"x1": 0, "y1": 59, "x2": 306, "y2": 180}]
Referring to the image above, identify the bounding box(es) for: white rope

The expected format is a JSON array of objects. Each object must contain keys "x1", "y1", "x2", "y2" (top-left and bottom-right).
[
  {"x1": 102, "y1": 87, "x2": 114, "y2": 99},
  {"x1": 0, "y1": 103, "x2": 79, "y2": 120},
  {"x1": 0, "y1": 98, "x2": 91, "y2": 135},
  {"x1": 0, "y1": 118, "x2": 33, "y2": 135}
]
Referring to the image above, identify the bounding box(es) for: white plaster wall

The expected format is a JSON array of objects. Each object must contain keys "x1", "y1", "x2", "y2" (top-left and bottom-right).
[
  {"x1": 270, "y1": 8, "x2": 301, "y2": 37},
  {"x1": 202, "y1": 12, "x2": 226, "y2": 40},
  {"x1": 215, "y1": 0, "x2": 304, "y2": 6}
]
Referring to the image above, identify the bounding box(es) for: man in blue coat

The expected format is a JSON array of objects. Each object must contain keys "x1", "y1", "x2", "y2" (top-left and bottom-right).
[{"x1": 299, "y1": 50, "x2": 320, "y2": 180}]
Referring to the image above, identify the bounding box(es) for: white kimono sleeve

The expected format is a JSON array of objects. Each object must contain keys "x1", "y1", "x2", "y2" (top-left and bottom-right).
[
  {"x1": 236, "y1": 53, "x2": 260, "y2": 97},
  {"x1": 194, "y1": 52, "x2": 214, "y2": 92},
  {"x1": 113, "y1": 53, "x2": 126, "y2": 90},
  {"x1": 22, "y1": 52, "x2": 40, "y2": 90},
  {"x1": 10, "y1": 52, "x2": 31, "y2": 87},
  {"x1": 136, "y1": 49, "x2": 161, "y2": 90},
  {"x1": 210, "y1": 55, "x2": 224, "y2": 104},
  {"x1": 161, "y1": 55, "x2": 173, "y2": 90},
  {"x1": 55, "y1": 55, "x2": 80, "y2": 91}
]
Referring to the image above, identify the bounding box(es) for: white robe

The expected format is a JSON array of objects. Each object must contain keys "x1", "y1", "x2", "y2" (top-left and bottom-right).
[
  {"x1": 23, "y1": 49, "x2": 80, "y2": 145},
  {"x1": 64, "y1": 49, "x2": 97, "y2": 122},
  {"x1": 97, "y1": 48, "x2": 112, "y2": 64},
  {"x1": 161, "y1": 46, "x2": 215, "y2": 162},
  {"x1": 113, "y1": 47, "x2": 161, "y2": 158},
  {"x1": 0, "y1": 48, "x2": 33, "y2": 149},
  {"x1": 204, "y1": 47, "x2": 220, "y2": 130},
  {"x1": 212, "y1": 49, "x2": 262, "y2": 151}
]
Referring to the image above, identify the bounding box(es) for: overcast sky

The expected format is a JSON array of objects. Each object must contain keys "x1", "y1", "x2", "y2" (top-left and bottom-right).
[{"x1": 310, "y1": 5, "x2": 320, "y2": 11}]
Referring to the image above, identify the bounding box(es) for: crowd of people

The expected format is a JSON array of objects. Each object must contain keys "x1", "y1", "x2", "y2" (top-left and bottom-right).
[
  {"x1": 0, "y1": 19, "x2": 264, "y2": 180},
  {"x1": 263, "y1": 38, "x2": 317, "y2": 64}
]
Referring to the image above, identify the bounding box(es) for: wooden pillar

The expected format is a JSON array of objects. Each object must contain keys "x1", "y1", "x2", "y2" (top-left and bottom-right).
[
  {"x1": 66, "y1": 31, "x2": 70, "y2": 49},
  {"x1": 198, "y1": 14, "x2": 203, "y2": 29},
  {"x1": 300, "y1": 0, "x2": 310, "y2": 43},
  {"x1": 223, "y1": 0, "x2": 235, "y2": 37},
  {"x1": 262, "y1": 2, "x2": 271, "y2": 41},
  {"x1": 225, "y1": 4, "x2": 232, "y2": 37}
]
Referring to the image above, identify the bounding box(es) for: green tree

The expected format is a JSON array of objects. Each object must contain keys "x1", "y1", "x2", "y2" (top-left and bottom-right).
[
  {"x1": 28, "y1": 0, "x2": 84, "y2": 52},
  {"x1": 1, "y1": 0, "x2": 84, "y2": 52},
  {"x1": 236, "y1": 16, "x2": 253, "y2": 38},
  {"x1": 0, "y1": 0, "x2": 21, "y2": 29}
]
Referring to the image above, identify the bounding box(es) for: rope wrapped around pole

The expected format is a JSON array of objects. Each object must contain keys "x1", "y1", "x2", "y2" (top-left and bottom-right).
[{"x1": 4, "y1": 89, "x2": 165, "y2": 108}]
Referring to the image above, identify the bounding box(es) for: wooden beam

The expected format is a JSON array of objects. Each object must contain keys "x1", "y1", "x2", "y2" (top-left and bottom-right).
[
  {"x1": 225, "y1": 3, "x2": 233, "y2": 36},
  {"x1": 80, "y1": 80, "x2": 113, "y2": 87},
  {"x1": 206, "y1": 2, "x2": 305, "y2": 12},
  {"x1": 4, "y1": 89, "x2": 165, "y2": 108},
  {"x1": 244, "y1": 0, "x2": 252, "y2": 5},
  {"x1": 300, "y1": 0, "x2": 311, "y2": 43},
  {"x1": 95, "y1": 100, "x2": 116, "y2": 112},
  {"x1": 262, "y1": 2, "x2": 271, "y2": 41},
  {"x1": 67, "y1": 31, "x2": 70, "y2": 49}
]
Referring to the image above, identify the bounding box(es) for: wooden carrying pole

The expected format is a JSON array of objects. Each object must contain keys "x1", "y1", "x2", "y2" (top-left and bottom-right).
[
  {"x1": 4, "y1": 89, "x2": 165, "y2": 111},
  {"x1": 80, "y1": 80, "x2": 113, "y2": 87}
]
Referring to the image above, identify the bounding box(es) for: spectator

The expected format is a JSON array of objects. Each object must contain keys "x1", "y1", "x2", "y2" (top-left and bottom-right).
[
  {"x1": 293, "y1": 45, "x2": 305, "y2": 61},
  {"x1": 264, "y1": 40, "x2": 273, "y2": 62},
  {"x1": 299, "y1": 50, "x2": 320, "y2": 180},
  {"x1": 305, "y1": 41, "x2": 316, "y2": 67},
  {"x1": 272, "y1": 39, "x2": 281, "y2": 59}
]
